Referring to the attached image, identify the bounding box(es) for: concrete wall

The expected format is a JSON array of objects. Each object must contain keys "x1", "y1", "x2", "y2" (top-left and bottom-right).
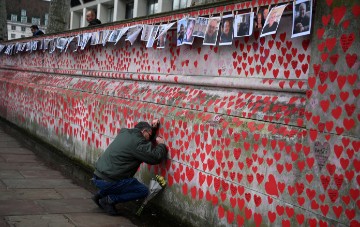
[{"x1": 0, "y1": 0, "x2": 359, "y2": 226}]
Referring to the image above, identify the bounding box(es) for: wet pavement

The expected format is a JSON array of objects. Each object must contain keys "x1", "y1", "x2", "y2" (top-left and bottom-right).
[{"x1": 0, "y1": 119, "x2": 187, "y2": 227}]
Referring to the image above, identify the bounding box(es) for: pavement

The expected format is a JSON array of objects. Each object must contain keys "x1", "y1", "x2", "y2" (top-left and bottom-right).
[{"x1": 0, "y1": 124, "x2": 138, "y2": 227}]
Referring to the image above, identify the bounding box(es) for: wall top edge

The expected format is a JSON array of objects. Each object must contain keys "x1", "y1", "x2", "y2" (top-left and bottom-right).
[{"x1": 3, "y1": 0, "x2": 292, "y2": 43}]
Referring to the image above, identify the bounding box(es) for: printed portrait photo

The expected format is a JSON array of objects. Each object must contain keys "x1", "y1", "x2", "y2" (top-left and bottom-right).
[
  {"x1": 203, "y1": 17, "x2": 221, "y2": 46},
  {"x1": 193, "y1": 17, "x2": 209, "y2": 38},
  {"x1": 157, "y1": 32, "x2": 166, "y2": 49},
  {"x1": 260, "y1": 4, "x2": 287, "y2": 37},
  {"x1": 255, "y1": 6, "x2": 270, "y2": 30},
  {"x1": 183, "y1": 18, "x2": 196, "y2": 45},
  {"x1": 219, "y1": 15, "x2": 234, "y2": 46},
  {"x1": 157, "y1": 24, "x2": 167, "y2": 49},
  {"x1": 292, "y1": 0, "x2": 312, "y2": 38},
  {"x1": 156, "y1": 22, "x2": 175, "y2": 49},
  {"x1": 234, "y1": 12, "x2": 254, "y2": 37},
  {"x1": 177, "y1": 18, "x2": 187, "y2": 46}
]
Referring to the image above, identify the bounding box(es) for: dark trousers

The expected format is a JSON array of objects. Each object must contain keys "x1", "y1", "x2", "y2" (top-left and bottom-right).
[{"x1": 92, "y1": 175, "x2": 149, "y2": 204}]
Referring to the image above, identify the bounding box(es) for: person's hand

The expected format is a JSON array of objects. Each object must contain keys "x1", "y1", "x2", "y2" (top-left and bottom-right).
[
  {"x1": 151, "y1": 119, "x2": 160, "y2": 128},
  {"x1": 156, "y1": 136, "x2": 165, "y2": 144},
  {"x1": 295, "y1": 23, "x2": 303, "y2": 32}
]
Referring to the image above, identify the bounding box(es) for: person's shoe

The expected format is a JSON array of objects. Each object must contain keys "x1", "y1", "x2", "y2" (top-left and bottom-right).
[
  {"x1": 99, "y1": 197, "x2": 118, "y2": 216},
  {"x1": 92, "y1": 193, "x2": 102, "y2": 208}
]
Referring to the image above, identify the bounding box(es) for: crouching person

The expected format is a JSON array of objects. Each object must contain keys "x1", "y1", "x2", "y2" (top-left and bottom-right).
[{"x1": 92, "y1": 119, "x2": 167, "y2": 215}]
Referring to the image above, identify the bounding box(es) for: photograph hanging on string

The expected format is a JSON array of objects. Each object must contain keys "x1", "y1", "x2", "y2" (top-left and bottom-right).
[
  {"x1": 15, "y1": 43, "x2": 21, "y2": 53},
  {"x1": 156, "y1": 22, "x2": 175, "y2": 49},
  {"x1": 25, "y1": 42, "x2": 31, "y2": 52},
  {"x1": 56, "y1": 38, "x2": 68, "y2": 52},
  {"x1": 64, "y1": 37, "x2": 75, "y2": 52},
  {"x1": 292, "y1": 0, "x2": 312, "y2": 38},
  {"x1": 146, "y1": 25, "x2": 160, "y2": 48},
  {"x1": 49, "y1": 38, "x2": 56, "y2": 53},
  {"x1": 125, "y1": 25, "x2": 142, "y2": 45},
  {"x1": 234, "y1": 12, "x2": 254, "y2": 37},
  {"x1": 157, "y1": 25, "x2": 167, "y2": 49},
  {"x1": 193, "y1": 17, "x2": 208, "y2": 38},
  {"x1": 141, "y1": 25, "x2": 153, "y2": 41},
  {"x1": 219, "y1": 14, "x2": 234, "y2": 46},
  {"x1": 38, "y1": 39, "x2": 44, "y2": 50},
  {"x1": 43, "y1": 38, "x2": 51, "y2": 51},
  {"x1": 114, "y1": 27, "x2": 129, "y2": 45},
  {"x1": 260, "y1": 4, "x2": 287, "y2": 37},
  {"x1": 101, "y1": 30, "x2": 111, "y2": 46},
  {"x1": 0, "y1": 44, "x2": 5, "y2": 53},
  {"x1": 203, "y1": 17, "x2": 221, "y2": 46},
  {"x1": 177, "y1": 18, "x2": 187, "y2": 46},
  {"x1": 31, "y1": 41, "x2": 38, "y2": 51},
  {"x1": 90, "y1": 32, "x2": 100, "y2": 45},
  {"x1": 4, "y1": 44, "x2": 14, "y2": 55},
  {"x1": 183, "y1": 18, "x2": 196, "y2": 45},
  {"x1": 255, "y1": 6, "x2": 270, "y2": 30},
  {"x1": 80, "y1": 33, "x2": 92, "y2": 50},
  {"x1": 108, "y1": 29, "x2": 121, "y2": 43}
]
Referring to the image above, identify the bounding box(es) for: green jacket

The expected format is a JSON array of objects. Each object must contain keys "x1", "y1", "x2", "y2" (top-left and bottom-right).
[{"x1": 94, "y1": 128, "x2": 167, "y2": 181}]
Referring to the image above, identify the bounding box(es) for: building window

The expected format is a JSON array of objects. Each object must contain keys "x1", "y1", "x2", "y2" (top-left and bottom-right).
[
  {"x1": 11, "y1": 14, "x2": 18, "y2": 22},
  {"x1": 108, "y1": 7, "x2": 114, "y2": 22},
  {"x1": 21, "y1": 16, "x2": 27, "y2": 23},
  {"x1": 71, "y1": 0, "x2": 81, "y2": 7},
  {"x1": 21, "y1": 35, "x2": 25, "y2": 38},
  {"x1": 173, "y1": 0, "x2": 189, "y2": 10},
  {"x1": 11, "y1": 25, "x2": 16, "y2": 30},
  {"x1": 44, "y1": 14, "x2": 49, "y2": 26},
  {"x1": 11, "y1": 34, "x2": 16, "y2": 39},
  {"x1": 32, "y1": 17, "x2": 41, "y2": 25},
  {"x1": 125, "y1": 2, "x2": 134, "y2": 19},
  {"x1": 21, "y1": 26, "x2": 26, "y2": 32},
  {"x1": 147, "y1": 0, "x2": 158, "y2": 15},
  {"x1": 21, "y1": 9, "x2": 26, "y2": 16}
]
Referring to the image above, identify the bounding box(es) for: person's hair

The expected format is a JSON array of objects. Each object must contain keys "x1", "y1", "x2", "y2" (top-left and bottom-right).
[
  {"x1": 30, "y1": 25, "x2": 39, "y2": 30},
  {"x1": 87, "y1": 8, "x2": 97, "y2": 15},
  {"x1": 222, "y1": 19, "x2": 232, "y2": 28},
  {"x1": 299, "y1": 3, "x2": 306, "y2": 10},
  {"x1": 135, "y1": 122, "x2": 152, "y2": 131}
]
